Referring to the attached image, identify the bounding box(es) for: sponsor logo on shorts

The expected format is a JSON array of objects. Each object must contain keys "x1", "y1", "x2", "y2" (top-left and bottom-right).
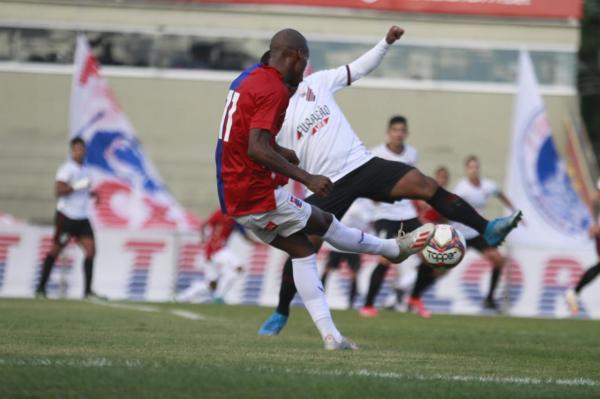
[
  {"x1": 289, "y1": 196, "x2": 303, "y2": 209},
  {"x1": 264, "y1": 221, "x2": 279, "y2": 232}
]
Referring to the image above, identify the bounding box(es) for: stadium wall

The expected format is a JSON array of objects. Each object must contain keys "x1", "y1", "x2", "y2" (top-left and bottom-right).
[
  {"x1": 0, "y1": 0, "x2": 580, "y2": 222},
  {"x1": 0, "y1": 68, "x2": 577, "y2": 222}
]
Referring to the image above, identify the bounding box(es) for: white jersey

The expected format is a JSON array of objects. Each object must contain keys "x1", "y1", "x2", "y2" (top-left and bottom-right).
[
  {"x1": 276, "y1": 67, "x2": 373, "y2": 188},
  {"x1": 55, "y1": 160, "x2": 91, "y2": 220},
  {"x1": 371, "y1": 144, "x2": 418, "y2": 221},
  {"x1": 451, "y1": 178, "x2": 500, "y2": 239}
]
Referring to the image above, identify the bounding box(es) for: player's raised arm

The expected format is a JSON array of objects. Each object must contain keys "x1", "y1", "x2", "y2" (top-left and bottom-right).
[
  {"x1": 247, "y1": 129, "x2": 333, "y2": 197},
  {"x1": 346, "y1": 25, "x2": 403, "y2": 83}
]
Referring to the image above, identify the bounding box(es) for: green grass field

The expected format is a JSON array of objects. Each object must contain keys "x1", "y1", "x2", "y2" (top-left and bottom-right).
[{"x1": 1, "y1": 298, "x2": 599, "y2": 398}]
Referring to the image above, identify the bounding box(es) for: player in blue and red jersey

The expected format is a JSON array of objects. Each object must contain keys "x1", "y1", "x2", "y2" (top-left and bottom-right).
[{"x1": 214, "y1": 29, "x2": 437, "y2": 350}]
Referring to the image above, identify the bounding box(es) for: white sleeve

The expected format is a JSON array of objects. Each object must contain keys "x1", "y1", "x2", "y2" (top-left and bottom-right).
[
  {"x1": 308, "y1": 37, "x2": 390, "y2": 93},
  {"x1": 347, "y1": 38, "x2": 390, "y2": 84},
  {"x1": 55, "y1": 164, "x2": 71, "y2": 183},
  {"x1": 486, "y1": 180, "x2": 501, "y2": 196}
]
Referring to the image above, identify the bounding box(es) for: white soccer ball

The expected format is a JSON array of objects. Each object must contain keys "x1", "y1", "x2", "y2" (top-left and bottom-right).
[{"x1": 421, "y1": 224, "x2": 466, "y2": 269}]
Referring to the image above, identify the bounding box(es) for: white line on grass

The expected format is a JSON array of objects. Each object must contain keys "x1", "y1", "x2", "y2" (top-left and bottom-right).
[
  {"x1": 1, "y1": 357, "x2": 597, "y2": 387},
  {"x1": 88, "y1": 300, "x2": 161, "y2": 313},
  {"x1": 170, "y1": 309, "x2": 206, "y2": 321},
  {"x1": 256, "y1": 367, "x2": 600, "y2": 388}
]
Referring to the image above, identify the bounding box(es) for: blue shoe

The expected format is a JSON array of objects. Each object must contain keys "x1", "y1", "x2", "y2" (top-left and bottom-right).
[
  {"x1": 258, "y1": 312, "x2": 288, "y2": 336},
  {"x1": 483, "y1": 211, "x2": 523, "y2": 247}
]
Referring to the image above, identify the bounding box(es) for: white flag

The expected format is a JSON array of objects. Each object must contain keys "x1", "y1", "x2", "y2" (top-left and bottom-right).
[
  {"x1": 506, "y1": 50, "x2": 593, "y2": 249},
  {"x1": 70, "y1": 35, "x2": 199, "y2": 231}
]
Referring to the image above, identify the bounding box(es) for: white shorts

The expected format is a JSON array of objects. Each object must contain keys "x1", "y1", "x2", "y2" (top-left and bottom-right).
[
  {"x1": 204, "y1": 248, "x2": 243, "y2": 281},
  {"x1": 234, "y1": 187, "x2": 312, "y2": 244}
]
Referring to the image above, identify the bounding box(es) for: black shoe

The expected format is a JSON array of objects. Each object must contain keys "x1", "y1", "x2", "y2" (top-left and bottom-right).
[
  {"x1": 483, "y1": 297, "x2": 500, "y2": 312},
  {"x1": 34, "y1": 290, "x2": 47, "y2": 299},
  {"x1": 84, "y1": 291, "x2": 107, "y2": 301}
]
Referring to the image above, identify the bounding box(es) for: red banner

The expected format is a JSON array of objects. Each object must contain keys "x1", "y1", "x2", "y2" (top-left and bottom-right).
[{"x1": 195, "y1": 0, "x2": 582, "y2": 20}]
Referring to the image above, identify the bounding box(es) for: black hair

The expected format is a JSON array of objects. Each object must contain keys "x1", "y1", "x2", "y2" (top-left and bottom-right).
[
  {"x1": 388, "y1": 115, "x2": 407, "y2": 128},
  {"x1": 70, "y1": 137, "x2": 86, "y2": 147},
  {"x1": 464, "y1": 155, "x2": 479, "y2": 166},
  {"x1": 435, "y1": 166, "x2": 449, "y2": 175}
]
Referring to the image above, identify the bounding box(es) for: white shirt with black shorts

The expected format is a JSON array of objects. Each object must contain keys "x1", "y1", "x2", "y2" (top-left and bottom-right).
[
  {"x1": 53, "y1": 160, "x2": 94, "y2": 245},
  {"x1": 276, "y1": 38, "x2": 415, "y2": 221}
]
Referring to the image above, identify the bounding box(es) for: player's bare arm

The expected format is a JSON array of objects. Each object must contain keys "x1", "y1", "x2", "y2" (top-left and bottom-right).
[
  {"x1": 273, "y1": 142, "x2": 300, "y2": 165},
  {"x1": 248, "y1": 128, "x2": 333, "y2": 197},
  {"x1": 55, "y1": 181, "x2": 73, "y2": 197}
]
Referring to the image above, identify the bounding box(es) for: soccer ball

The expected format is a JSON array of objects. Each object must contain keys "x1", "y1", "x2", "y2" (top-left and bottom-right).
[{"x1": 421, "y1": 224, "x2": 466, "y2": 269}]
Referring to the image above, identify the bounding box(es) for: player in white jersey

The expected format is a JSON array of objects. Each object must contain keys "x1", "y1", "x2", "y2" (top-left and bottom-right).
[
  {"x1": 565, "y1": 179, "x2": 600, "y2": 315},
  {"x1": 36, "y1": 137, "x2": 101, "y2": 299},
  {"x1": 360, "y1": 116, "x2": 430, "y2": 317},
  {"x1": 452, "y1": 155, "x2": 516, "y2": 311},
  {"x1": 258, "y1": 26, "x2": 522, "y2": 336}
]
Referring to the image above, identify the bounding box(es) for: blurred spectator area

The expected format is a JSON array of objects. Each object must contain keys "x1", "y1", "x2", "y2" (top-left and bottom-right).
[{"x1": 0, "y1": 24, "x2": 576, "y2": 87}]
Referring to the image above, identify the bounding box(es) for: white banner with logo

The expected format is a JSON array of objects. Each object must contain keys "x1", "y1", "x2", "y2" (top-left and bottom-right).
[
  {"x1": 506, "y1": 50, "x2": 594, "y2": 250},
  {"x1": 71, "y1": 35, "x2": 199, "y2": 231},
  {"x1": 1, "y1": 225, "x2": 598, "y2": 319}
]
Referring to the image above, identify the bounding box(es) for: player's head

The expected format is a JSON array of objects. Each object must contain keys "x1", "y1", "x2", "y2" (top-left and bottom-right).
[
  {"x1": 387, "y1": 115, "x2": 408, "y2": 148},
  {"x1": 464, "y1": 155, "x2": 480, "y2": 180},
  {"x1": 434, "y1": 166, "x2": 449, "y2": 188},
  {"x1": 70, "y1": 137, "x2": 86, "y2": 164},
  {"x1": 268, "y1": 29, "x2": 309, "y2": 89}
]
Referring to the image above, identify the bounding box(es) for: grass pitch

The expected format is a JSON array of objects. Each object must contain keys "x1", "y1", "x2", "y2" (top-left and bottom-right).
[{"x1": 0, "y1": 299, "x2": 599, "y2": 398}]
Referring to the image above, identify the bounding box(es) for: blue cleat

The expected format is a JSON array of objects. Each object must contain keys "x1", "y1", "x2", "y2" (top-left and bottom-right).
[
  {"x1": 483, "y1": 210, "x2": 523, "y2": 247},
  {"x1": 258, "y1": 311, "x2": 288, "y2": 336}
]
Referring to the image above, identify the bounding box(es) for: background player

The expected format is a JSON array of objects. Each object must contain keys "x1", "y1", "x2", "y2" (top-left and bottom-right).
[
  {"x1": 320, "y1": 199, "x2": 372, "y2": 309},
  {"x1": 216, "y1": 28, "x2": 434, "y2": 350},
  {"x1": 566, "y1": 179, "x2": 600, "y2": 315},
  {"x1": 175, "y1": 208, "x2": 246, "y2": 303},
  {"x1": 35, "y1": 137, "x2": 101, "y2": 299},
  {"x1": 452, "y1": 155, "x2": 517, "y2": 311},
  {"x1": 359, "y1": 115, "x2": 427, "y2": 318},
  {"x1": 259, "y1": 26, "x2": 522, "y2": 335}
]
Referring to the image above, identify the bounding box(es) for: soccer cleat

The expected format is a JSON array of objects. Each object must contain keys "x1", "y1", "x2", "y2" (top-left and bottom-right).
[
  {"x1": 323, "y1": 335, "x2": 358, "y2": 351},
  {"x1": 84, "y1": 291, "x2": 107, "y2": 301},
  {"x1": 407, "y1": 297, "x2": 431, "y2": 318},
  {"x1": 483, "y1": 297, "x2": 501, "y2": 313},
  {"x1": 565, "y1": 289, "x2": 580, "y2": 316},
  {"x1": 258, "y1": 311, "x2": 288, "y2": 336},
  {"x1": 358, "y1": 305, "x2": 379, "y2": 318},
  {"x1": 483, "y1": 211, "x2": 523, "y2": 247},
  {"x1": 34, "y1": 290, "x2": 47, "y2": 299},
  {"x1": 388, "y1": 223, "x2": 435, "y2": 264}
]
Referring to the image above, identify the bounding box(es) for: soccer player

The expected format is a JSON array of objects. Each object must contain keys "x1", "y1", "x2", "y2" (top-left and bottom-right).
[
  {"x1": 35, "y1": 137, "x2": 100, "y2": 299},
  {"x1": 175, "y1": 208, "x2": 245, "y2": 303},
  {"x1": 359, "y1": 116, "x2": 426, "y2": 318},
  {"x1": 258, "y1": 26, "x2": 521, "y2": 336},
  {"x1": 215, "y1": 29, "x2": 434, "y2": 350},
  {"x1": 452, "y1": 155, "x2": 517, "y2": 311},
  {"x1": 320, "y1": 199, "x2": 372, "y2": 309},
  {"x1": 565, "y1": 180, "x2": 600, "y2": 315}
]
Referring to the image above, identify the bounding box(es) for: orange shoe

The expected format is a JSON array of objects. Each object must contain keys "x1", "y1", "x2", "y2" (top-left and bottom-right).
[
  {"x1": 408, "y1": 296, "x2": 431, "y2": 319},
  {"x1": 359, "y1": 305, "x2": 379, "y2": 318}
]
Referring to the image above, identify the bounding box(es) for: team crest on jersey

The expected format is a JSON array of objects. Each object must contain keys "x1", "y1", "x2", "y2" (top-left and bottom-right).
[
  {"x1": 296, "y1": 105, "x2": 331, "y2": 140},
  {"x1": 519, "y1": 109, "x2": 592, "y2": 235},
  {"x1": 301, "y1": 87, "x2": 316, "y2": 102}
]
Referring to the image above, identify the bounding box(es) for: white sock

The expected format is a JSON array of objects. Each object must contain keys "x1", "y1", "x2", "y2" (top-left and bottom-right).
[
  {"x1": 323, "y1": 217, "x2": 399, "y2": 258},
  {"x1": 292, "y1": 254, "x2": 342, "y2": 342}
]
